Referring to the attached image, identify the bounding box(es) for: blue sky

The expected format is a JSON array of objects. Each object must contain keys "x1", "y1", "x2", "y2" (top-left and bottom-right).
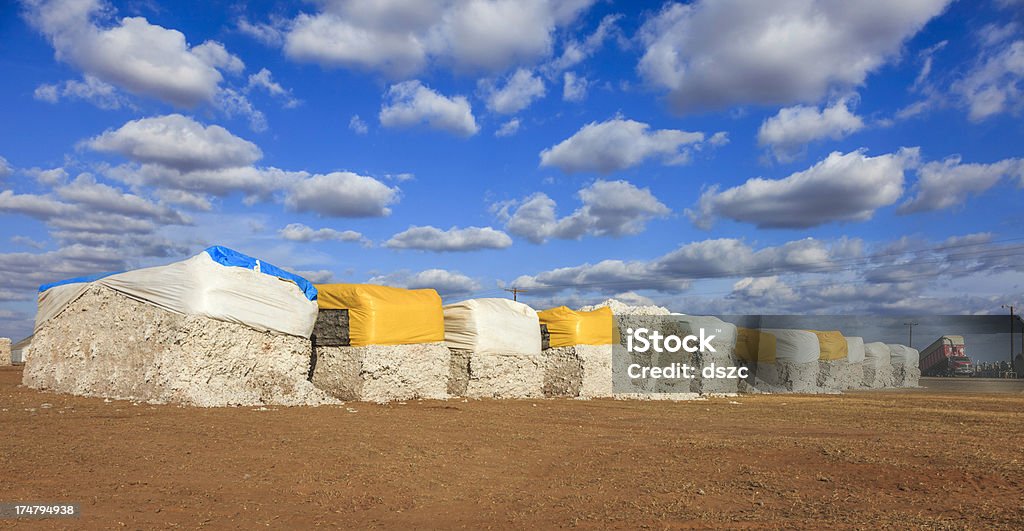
[{"x1": 2, "y1": 0, "x2": 1024, "y2": 344}]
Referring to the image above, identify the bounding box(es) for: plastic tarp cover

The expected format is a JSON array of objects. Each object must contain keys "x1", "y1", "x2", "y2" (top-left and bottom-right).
[
  {"x1": 863, "y1": 342, "x2": 892, "y2": 369},
  {"x1": 737, "y1": 328, "x2": 777, "y2": 363},
  {"x1": 537, "y1": 306, "x2": 613, "y2": 347},
  {"x1": 760, "y1": 329, "x2": 820, "y2": 364},
  {"x1": 845, "y1": 336, "x2": 866, "y2": 364},
  {"x1": 35, "y1": 249, "x2": 319, "y2": 337},
  {"x1": 443, "y1": 298, "x2": 541, "y2": 355},
  {"x1": 736, "y1": 327, "x2": 757, "y2": 362},
  {"x1": 316, "y1": 284, "x2": 444, "y2": 346},
  {"x1": 808, "y1": 330, "x2": 848, "y2": 361},
  {"x1": 887, "y1": 344, "x2": 920, "y2": 367},
  {"x1": 669, "y1": 314, "x2": 737, "y2": 349}
]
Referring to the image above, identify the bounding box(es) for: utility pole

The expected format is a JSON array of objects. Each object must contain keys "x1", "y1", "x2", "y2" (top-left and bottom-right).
[
  {"x1": 1001, "y1": 304, "x2": 1015, "y2": 366},
  {"x1": 903, "y1": 321, "x2": 918, "y2": 349},
  {"x1": 504, "y1": 288, "x2": 528, "y2": 302}
]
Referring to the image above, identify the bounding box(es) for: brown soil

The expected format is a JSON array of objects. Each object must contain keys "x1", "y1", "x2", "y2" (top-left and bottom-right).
[{"x1": 2, "y1": 365, "x2": 1023, "y2": 529}]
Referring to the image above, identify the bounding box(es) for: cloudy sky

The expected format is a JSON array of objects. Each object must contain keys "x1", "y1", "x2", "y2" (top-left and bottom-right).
[{"x1": 2, "y1": 0, "x2": 1024, "y2": 343}]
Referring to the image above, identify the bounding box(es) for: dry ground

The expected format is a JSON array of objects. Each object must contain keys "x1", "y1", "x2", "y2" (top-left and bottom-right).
[{"x1": 2, "y1": 365, "x2": 1023, "y2": 529}]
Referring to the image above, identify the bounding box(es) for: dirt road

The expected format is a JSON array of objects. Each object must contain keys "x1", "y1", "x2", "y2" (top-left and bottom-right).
[
  {"x1": 914, "y1": 376, "x2": 1024, "y2": 394},
  {"x1": 2, "y1": 365, "x2": 1023, "y2": 528}
]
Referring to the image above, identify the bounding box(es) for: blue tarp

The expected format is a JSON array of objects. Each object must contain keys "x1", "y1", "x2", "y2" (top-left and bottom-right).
[
  {"x1": 39, "y1": 271, "x2": 121, "y2": 293},
  {"x1": 204, "y1": 246, "x2": 318, "y2": 301},
  {"x1": 38, "y1": 246, "x2": 318, "y2": 301}
]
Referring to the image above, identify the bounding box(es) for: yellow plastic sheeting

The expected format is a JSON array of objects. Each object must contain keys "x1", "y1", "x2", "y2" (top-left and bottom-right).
[
  {"x1": 736, "y1": 327, "x2": 761, "y2": 362},
  {"x1": 757, "y1": 331, "x2": 778, "y2": 363},
  {"x1": 737, "y1": 328, "x2": 778, "y2": 364},
  {"x1": 315, "y1": 284, "x2": 444, "y2": 346},
  {"x1": 538, "y1": 306, "x2": 613, "y2": 347},
  {"x1": 808, "y1": 330, "x2": 848, "y2": 361}
]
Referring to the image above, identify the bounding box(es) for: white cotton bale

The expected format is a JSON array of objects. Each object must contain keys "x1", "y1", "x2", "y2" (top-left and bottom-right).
[
  {"x1": 542, "y1": 344, "x2": 613, "y2": 398},
  {"x1": 23, "y1": 285, "x2": 335, "y2": 407},
  {"x1": 312, "y1": 343, "x2": 451, "y2": 403},
  {"x1": 749, "y1": 329, "x2": 821, "y2": 392},
  {"x1": 887, "y1": 344, "x2": 921, "y2": 387},
  {"x1": 752, "y1": 361, "x2": 820, "y2": 393},
  {"x1": 671, "y1": 315, "x2": 738, "y2": 350},
  {"x1": 817, "y1": 359, "x2": 861, "y2": 390},
  {"x1": 761, "y1": 329, "x2": 821, "y2": 363},
  {"x1": 892, "y1": 365, "x2": 921, "y2": 388},
  {"x1": 672, "y1": 314, "x2": 740, "y2": 394},
  {"x1": 443, "y1": 298, "x2": 541, "y2": 355},
  {"x1": 36, "y1": 250, "x2": 318, "y2": 338},
  {"x1": 861, "y1": 342, "x2": 894, "y2": 388},
  {"x1": 863, "y1": 342, "x2": 892, "y2": 368},
  {"x1": 579, "y1": 299, "x2": 670, "y2": 315},
  {"x1": 845, "y1": 337, "x2": 866, "y2": 364},
  {"x1": 462, "y1": 351, "x2": 545, "y2": 399},
  {"x1": 887, "y1": 344, "x2": 920, "y2": 367},
  {"x1": 0, "y1": 338, "x2": 10, "y2": 366}
]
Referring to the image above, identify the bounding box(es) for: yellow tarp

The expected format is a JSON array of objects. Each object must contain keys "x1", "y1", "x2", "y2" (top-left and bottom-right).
[
  {"x1": 737, "y1": 327, "x2": 777, "y2": 363},
  {"x1": 736, "y1": 327, "x2": 757, "y2": 362},
  {"x1": 538, "y1": 306, "x2": 613, "y2": 347},
  {"x1": 757, "y1": 331, "x2": 778, "y2": 363},
  {"x1": 315, "y1": 284, "x2": 444, "y2": 346},
  {"x1": 808, "y1": 330, "x2": 848, "y2": 361}
]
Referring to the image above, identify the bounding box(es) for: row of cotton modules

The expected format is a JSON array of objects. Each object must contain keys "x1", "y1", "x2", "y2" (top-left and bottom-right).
[
  {"x1": 735, "y1": 329, "x2": 921, "y2": 392},
  {"x1": 20, "y1": 246, "x2": 919, "y2": 406}
]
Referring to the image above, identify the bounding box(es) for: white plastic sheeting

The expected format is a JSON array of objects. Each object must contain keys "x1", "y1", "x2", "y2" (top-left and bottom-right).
[
  {"x1": 669, "y1": 314, "x2": 738, "y2": 348},
  {"x1": 887, "y1": 344, "x2": 920, "y2": 367},
  {"x1": 863, "y1": 342, "x2": 892, "y2": 369},
  {"x1": 845, "y1": 336, "x2": 866, "y2": 364},
  {"x1": 35, "y1": 251, "x2": 318, "y2": 337},
  {"x1": 761, "y1": 329, "x2": 821, "y2": 363},
  {"x1": 443, "y1": 298, "x2": 542, "y2": 355}
]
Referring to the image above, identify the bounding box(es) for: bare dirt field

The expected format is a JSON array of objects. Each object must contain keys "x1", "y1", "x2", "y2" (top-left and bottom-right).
[{"x1": 2, "y1": 365, "x2": 1023, "y2": 528}]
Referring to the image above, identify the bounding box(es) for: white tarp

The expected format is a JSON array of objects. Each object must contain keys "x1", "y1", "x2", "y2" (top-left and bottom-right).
[
  {"x1": 761, "y1": 329, "x2": 821, "y2": 363},
  {"x1": 845, "y1": 336, "x2": 866, "y2": 364},
  {"x1": 863, "y1": 342, "x2": 892, "y2": 369},
  {"x1": 887, "y1": 344, "x2": 920, "y2": 367},
  {"x1": 36, "y1": 251, "x2": 318, "y2": 337},
  {"x1": 443, "y1": 298, "x2": 541, "y2": 355},
  {"x1": 669, "y1": 314, "x2": 738, "y2": 349}
]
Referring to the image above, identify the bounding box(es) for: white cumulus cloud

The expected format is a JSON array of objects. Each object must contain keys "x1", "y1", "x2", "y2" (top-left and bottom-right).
[
  {"x1": 285, "y1": 171, "x2": 399, "y2": 217},
  {"x1": 281, "y1": 0, "x2": 596, "y2": 76},
  {"x1": 87, "y1": 114, "x2": 262, "y2": 172},
  {"x1": 25, "y1": 0, "x2": 245, "y2": 107},
  {"x1": 495, "y1": 118, "x2": 521, "y2": 137},
  {"x1": 385, "y1": 225, "x2": 512, "y2": 252},
  {"x1": 33, "y1": 75, "x2": 130, "y2": 110},
  {"x1": 954, "y1": 39, "x2": 1024, "y2": 121},
  {"x1": 757, "y1": 99, "x2": 866, "y2": 162},
  {"x1": 278, "y1": 223, "x2": 365, "y2": 243},
  {"x1": 480, "y1": 68, "x2": 546, "y2": 114},
  {"x1": 539, "y1": 117, "x2": 710, "y2": 173},
  {"x1": 0, "y1": 156, "x2": 11, "y2": 180},
  {"x1": 637, "y1": 0, "x2": 951, "y2": 113},
  {"x1": 689, "y1": 149, "x2": 918, "y2": 229},
  {"x1": 503, "y1": 180, "x2": 670, "y2": 243},
  {"x1": 349, "y1": 114, "x2": 369, "y2": 134},
  {"x1": 899, "y1": 156, "x2": 1024, "y2": 213},
  {"x1": 379, "y1": 80, "x2": 478, "y2": 137},
  {"x1": 368, "y1": 268, "x2": 481, "y2": 297},
  {"x1": 562, "y1": 71, "x2": 588, "y2": 102},
  {"x1": 246, "y1": 68, "x2": 300, "y2": 108}
]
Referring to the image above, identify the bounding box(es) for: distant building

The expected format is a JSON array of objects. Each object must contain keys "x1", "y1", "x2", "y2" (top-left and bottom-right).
[{"x1": 10, "y1": 335, "x2": 32, "y2": 364}]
